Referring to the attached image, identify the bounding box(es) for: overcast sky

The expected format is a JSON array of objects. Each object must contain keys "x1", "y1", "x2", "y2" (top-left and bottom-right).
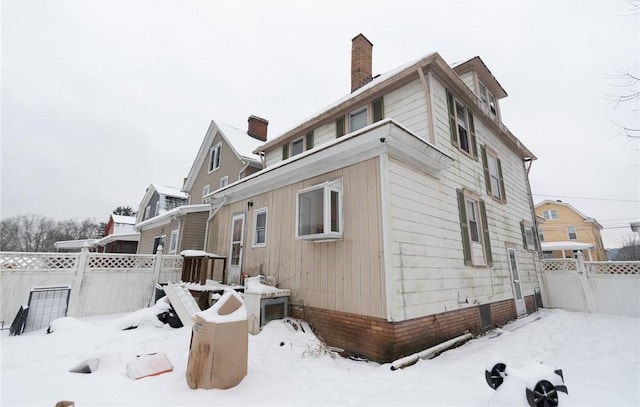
[{"x1": 2, "y1": 0, "x2": 638, "y2": 249}]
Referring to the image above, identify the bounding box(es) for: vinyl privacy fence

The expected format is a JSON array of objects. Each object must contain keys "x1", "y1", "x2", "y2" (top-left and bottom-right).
[
  {"x1": 540, "y1": 253, "x2": 640, "y2": 317},
  {"x1": 0, "y1": 248, "x2": 182, "y2": 325}
]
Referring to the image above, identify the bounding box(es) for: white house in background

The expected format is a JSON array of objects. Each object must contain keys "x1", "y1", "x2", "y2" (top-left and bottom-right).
[{"x1": 202, "y1": 34, "x2": 542, "y2": 363}]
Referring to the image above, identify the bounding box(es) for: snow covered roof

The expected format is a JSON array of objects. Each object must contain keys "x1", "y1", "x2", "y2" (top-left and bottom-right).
[
  {"x1": 135, "y1": 204, "x2": 209, "y2": 231},
  {"x1": 111, "y1": 215, "x2": 136, "y2": 225},
  {"x1": 53, "y1": 239, "x2": 99, "y2": 249},
  {"x1": 182, "y1": 119, "x2": 264, "y2": 193},
  {"x1": 180, "y1": 249, "x2": 226, "y2": 258},
  {"x1": 541, "y1": 241, "x2": 594, "y2": 251},
  {"x1": 96, "y1": 232, "x2": 140, "y2": 246},
  {"x1": 153, "y1": 184, "x2": 188, "y2": 199}
]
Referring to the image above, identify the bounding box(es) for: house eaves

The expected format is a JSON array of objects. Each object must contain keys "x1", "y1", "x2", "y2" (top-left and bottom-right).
[
  {"x1": 96, "y1": 232, "x2": 140, "y2": 246},
  {"x1": 208, "y1": 119, "x2": 453, "y2": 206},
  {"x1": 53, "y1": 239, "x2": 99, "y2": 250},
  {"x1": 451, "y1": 56, "x2": 508, "y2": 99},
  {"x1": 182, "y1": 120, "x2": 263, "y2": 193},
  {"x1": 135, "y1": 204, "x2": 210, "y2": 231}
]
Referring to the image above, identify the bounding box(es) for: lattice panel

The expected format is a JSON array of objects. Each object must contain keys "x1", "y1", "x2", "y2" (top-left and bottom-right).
[
  {"x1": 541, "y1": 259, "x2": 578, "y2": 272},
  {"x1": 587, "y1": 262, "x2": 640, "y2": 275},
  {"x1": 0, "y1": 253, "x2": 78, "y2": 270},
  {"x1": 88, "y1": 254, "x2": 155, "y2": 270},
  {"x1": 161, "y1": 256, "x2": 183, "y2": 271}
]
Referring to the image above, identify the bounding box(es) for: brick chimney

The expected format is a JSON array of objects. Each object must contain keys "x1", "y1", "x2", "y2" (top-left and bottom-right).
[
  {"x1": 351, "y1": 33, "x2": 373, "y2": 92},
  {"x1": 247, "y1": 115, "x2": 268, "y2": 141}
]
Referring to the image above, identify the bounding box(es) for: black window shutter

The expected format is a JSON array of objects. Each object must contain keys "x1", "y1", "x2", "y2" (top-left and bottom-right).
[
  {"x1": 336, "y1": 117, "x2": 345, "y2": 138},
  {"x1": 481, "y1": 145, "x2": 491, "y2": 196},
  {"x1": 479, "y1": 199, "x2": 493, "y2": 266},
  {"x1": 305, "y1": 131, "x2": 314, "y2": 150},
  {"x1": 447, "y1": 90, "x2": 458, "y2": 147},
  {"x1": 520, "y1": 220, "x2": 528, "y2": 249},
  {"x1": 457, "y1": 189, "x2": 472, "y2": 266},
  {"x1": 373, "y1": 97, "x2": 384, "y2": 122},
  {"x1": 469, "y1": 112, "x2": 478, "y2": 159},
  {"x1": 282, "y1": 144, "x2": 289, "y2": 160},
  {"x1": 497, "y1": 158, "x2": 506, "y2": 202}
]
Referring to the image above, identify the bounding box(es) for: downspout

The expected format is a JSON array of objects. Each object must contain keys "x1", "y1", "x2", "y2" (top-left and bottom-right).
[
  {"x1": 239, "y1": 160, "x2": 250, "y2": 180},
  {"x1": 524, "y1": 158, "x2": 548, "y2": 306}
]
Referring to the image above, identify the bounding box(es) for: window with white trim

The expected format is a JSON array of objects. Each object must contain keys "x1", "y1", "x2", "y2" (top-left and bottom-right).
[
  {"x1": 521, "y1": 220, "x2": 536, "y2": 251},
  {"x1": 144, "y1": 205, "x2": 151, "y2": 220},
  {"x1": 202, "y1": 184, "x2": 210, "y2": 203},
  {"x1": 349, "y1": 106, "x2": 368, "y2": 132},
  {"x1": 447, "y1": 90, "x2": 477, "y2": 158},
  {"x1": 169, "y1": 229, "x2": 179, "y2": 254},
  {"x1": 253, "y1": 208, "x2": 268, "y2": 247},
  {"x1": 291, "y1": 137, "x2": 304, "y2": 156},
  {"x1": 296, "y1": 179, "x2": 342, "y2": 240},
  {"x1": 482, "y1": 145, "x2": 505, "y2": 202},
  {"x1": 479, "y1": 81, "x2": 497, "y2": 116},
  {"x1": 543, "y1": 209, "x2": 558, "y2": 220},
  {"x1": 208, "y1": 143, "x2": 222, "y2": 172},
  {"x1": 567, "y1": 226, "x2": 577, "y2": 240},
  {"x1": 220, "y1": 176, "x2": 228, "y2": 188},
  {"x1": 152, "y1": 235, "x2": 165, "y2": 254},
  {"x1": 538, "y1": 228, "x2": 545, "y2": 242},
  {"x1": 457, "y1": 188, "x2": 492, "y2": 266}
]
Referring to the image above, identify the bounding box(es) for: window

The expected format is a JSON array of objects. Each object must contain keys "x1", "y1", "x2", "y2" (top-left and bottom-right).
[
  {"x1": 202, "y1": 184, "x2": 210, "y2": 202},
  {"x1": 154, "y1": 201, "x2": 160, "y2": 216},
  {"x1": 481, "y1": 146, "x2": 506, "y2": 202},
  {"x1": 543, "y1": 209, "x2": 558, "y2": 220},
  {"x1": 457, "y1": 189, "x2": 492, "y2": 266},
  {"x1": 538, "y1": 228, "x2": 545, "y2": 242},
  {"x1": 144, "y1": 205, "x2": 151, "y2": 220},
  {"x1": 521, "y1": 221, "x2": 537, "y2": 251},
  {"x1": 152, "y1": 235, "x2": 165, "y2": 254},
  {"x1": 253, "y1": 208, "x2": 268, "y2": 247},
  {"x1": 447, "y1": 90, "x2": 477, "y2": 158},
  {"x1": 208, "y1": 143, "x2": 222, "y2": 172},
  {"x1": 479, "y1": 81, "x2": 497, "y2": 116},
  {"x1": 169, "y1": 229, "x2": 179, "y2": 254},
  {"x1": 567, "y1": 226, "x2": 577, "y2": 240},
  {"x1": 292, "y1": 137, "x2": 304, "y2": 156},
  {"x1": 283, "y1": 131, "x2": 314, "y2": 159},
  {"x1": 349, "y1": 106, "x2": 368, "y2": 132},
  {"x1": 296, "y1": 179, "x2": 342, "y2": 240},
  {"x1": 220, "y1": 176, "x2": 228, "y2": 188}
]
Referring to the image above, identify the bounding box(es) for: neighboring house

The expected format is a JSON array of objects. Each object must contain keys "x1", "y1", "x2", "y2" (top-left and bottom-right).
[
  {"x1": 204, "y1": 34, "x2": 542, "y2": 362},
  {"x1": 135, "y1": 120, "x2": 265, "y2": 255},
  {"x1": 54, "y1": 214, "x2": 139, "y2": 253},
  {"x1": 534, "y1": 200, "x2": 606, "y2": 261}
]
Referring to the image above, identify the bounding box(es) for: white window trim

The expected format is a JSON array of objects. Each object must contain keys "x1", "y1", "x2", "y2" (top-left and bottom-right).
[
  {"x1": 454, "y1": 99, "x2": 472, "y2": 156},
  {"x1": 153, "y1": 235, "x2": 166, "y2": 254},
  {"x1": 296, "y1": 179, "x2": 343, "y2": 241},
  {"x1": 208, "y1": 142, "x2": 222, "y2": 173},
  {"x1": 567, "y1": 226, "x2": 578, "y2": 240},
  {"x1": 252, "y1": 207, "x2": 268, "y2": 248},
  {"x1": 220, "y1": 176, "x2": 229, "y2": 188},
  {"x1": 169, "y1": 229, "x2": 179, "y2": 254},
  {"x1": 144, "y1": 205, "x2": 151, "y2": 220},
  {"x1": 543, "y1": 209, "x2": 558, "y2": 220},
  {"x1": 486, "y1": 148, "x2": 503, "y2": 201},
  {"x1": 202, "y1": 184, "x2": 210, "y2": 203},
  {"x1": 349, "y1": 105, "x2": 369, "y2": 133},
  {"x1": 523, "y1": 221, "x2": 536, "y2": 250}
]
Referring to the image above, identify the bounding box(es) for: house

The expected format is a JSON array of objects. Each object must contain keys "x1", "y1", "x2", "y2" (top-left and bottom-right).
[
  {"x1": 203, "y1": 34, "x2": 542, "y2": 363},
  {"x1": 54, "y1": 214, "x2": 139, "y2": 253},
  {"x1": 534, "y1": 200, "x2": 606, "y2": 261},
  {"x1": 135, "y1": 120, "x2": 265, "y2": 255}
]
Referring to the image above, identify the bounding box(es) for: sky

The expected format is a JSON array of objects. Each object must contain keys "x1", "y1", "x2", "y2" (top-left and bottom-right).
[
  {"x1": 2, "y1": 0, "x2": 639, "y2": 249},
  {"x1": 2, "y1": 306, "x2": 639, "y2": 406}
]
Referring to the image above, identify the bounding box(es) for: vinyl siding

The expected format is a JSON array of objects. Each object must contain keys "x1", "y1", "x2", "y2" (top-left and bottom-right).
[
  {"x1": 207, "y1": 158, "x2": 386, "y2": 319},
  {"x1": 137, "y1": 219, "x2": 180, "y2": 254},
  {"x1": 178, "y1": 211, "x2": 209, "y2": 252},
  {"x1": 384, "y1": 78, "x2": 429, "y2": 141}
]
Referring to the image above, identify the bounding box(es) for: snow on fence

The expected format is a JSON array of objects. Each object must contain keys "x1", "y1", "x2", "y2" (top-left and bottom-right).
[
  {"x1": 0, "y1": 248, "x2": 182, "y2": 324},
  {"x1": 540, "y1": 254, "x2": 640, "y2": 317}
]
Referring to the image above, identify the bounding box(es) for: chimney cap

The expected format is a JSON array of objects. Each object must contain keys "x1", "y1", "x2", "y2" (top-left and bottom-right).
[{"x1": 352, "y1": 33, "x2": 373, "y2": 46}]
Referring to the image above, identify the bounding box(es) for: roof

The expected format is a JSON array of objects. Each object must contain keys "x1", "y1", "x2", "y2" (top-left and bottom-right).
[
  {"x1": 535, "y1": 200, "x2": 603, "y2": 229},
  {"x1": 450, "y1": 56, "x2": 508, "y2": 99},
  {"x1": 111, "y1": 215, "x2": 136, "y2": 225},
  {"x1": 255, "y1": 51, "x2": 535, "y2": 161},
  {"x1": 182, "y1": 119, "x2": 264, "y2": 193},
  {"x1": 96, "y1": 232, "x2": 140, "y2": 245},
  {"x1": 53, "y1": 239, "x2": 99, "y2": 249},
  {"x1": 135, "y1": 203, "x2": 210, "y2": 231},
  {"x1": 541, "y1": 241, "x2": 594, "y2": 251},
  {"x1": 153, "y1": 184, "x2": 188, "y2": 199}
]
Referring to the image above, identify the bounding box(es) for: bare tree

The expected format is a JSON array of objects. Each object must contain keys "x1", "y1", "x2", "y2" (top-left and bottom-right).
[{"x1": 617, "y1": 235, "x2": 640, "y2": 261}]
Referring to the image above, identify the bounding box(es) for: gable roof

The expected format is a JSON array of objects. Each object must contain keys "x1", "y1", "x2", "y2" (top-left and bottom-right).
[
  {"x1": 136, "y1": 183, "x2": 188, "y2": 223},
  {"x1": 535, "y1": 200, "x2": 603, "y2": 229},
  {"x1": 182, "y1": 119, "x2": 264, "y2": 193},
  {"x1": 111, "y1": 215, "x2": 136, "y2": 225},
  {"x1": 255, "y1": 51, "x2": 535, "y2": 161},
  {"x1": 450, "y1": 56, "x2": 508, "y2": 99}
]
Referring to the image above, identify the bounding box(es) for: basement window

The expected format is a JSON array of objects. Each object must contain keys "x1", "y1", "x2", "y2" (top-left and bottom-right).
[{"x1": 296, "y1": 179, "x2": 342, "y2": 240}]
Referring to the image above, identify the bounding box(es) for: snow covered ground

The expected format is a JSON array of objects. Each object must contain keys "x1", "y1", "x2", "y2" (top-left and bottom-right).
[{"x1": 2, "y1": 306, "x2": 638, "y2": 406}]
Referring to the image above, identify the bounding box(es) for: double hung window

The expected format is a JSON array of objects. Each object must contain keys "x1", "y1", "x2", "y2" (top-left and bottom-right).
[
  {"x1": 208, "y1": 143, "x2": 222, "y2": 172},
  {"x1": 481, "y1": 145, "x2": 506, "y2": 202},
  {"x1": 447, "y1": 90, "x2": 477, "y2": 158},
  {"x1": 457, "y1": 189, "x2": 492, "y2": 266}
]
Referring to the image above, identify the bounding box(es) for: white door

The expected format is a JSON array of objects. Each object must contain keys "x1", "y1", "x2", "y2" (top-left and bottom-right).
[
  {"x1": 228, "y1": 213, "x2": 245, "y2": 285},
  {"x1": 507, "y1": 248, "x2": 526, "y2": 316}
]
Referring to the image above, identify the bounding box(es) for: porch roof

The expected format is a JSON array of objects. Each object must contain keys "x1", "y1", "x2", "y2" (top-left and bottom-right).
[{"x1": 541, "y1": 241, "x2": 594, "y2": 251}]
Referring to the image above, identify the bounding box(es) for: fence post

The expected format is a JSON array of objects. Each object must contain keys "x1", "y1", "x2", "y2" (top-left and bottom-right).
[
  {"x1": 576, "y1": 251, "x2": 595, "y2": 313},
  {"x1": 68, "y1": 247, "x2": 90, "y2": 317},
  {"x1": 149, "y1": 246, "x2": 163, "y2": 306}
]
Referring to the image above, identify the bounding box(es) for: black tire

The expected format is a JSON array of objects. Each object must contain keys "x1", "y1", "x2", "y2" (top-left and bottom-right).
[
  {"x1": 485, "y1": 362, "x2": 507, "y2": 390},
  {"x1": 526, "y1": 380, "x2": 559, "y2": 407}
]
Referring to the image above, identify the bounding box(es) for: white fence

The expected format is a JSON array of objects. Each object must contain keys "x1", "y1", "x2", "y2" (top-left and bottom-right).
[
  {"x1": 0, "y1": 248, "x2": 182, "y2": 324},
  {"x1": 540, "y1": 254, "x2": 640, "y2": 317}
]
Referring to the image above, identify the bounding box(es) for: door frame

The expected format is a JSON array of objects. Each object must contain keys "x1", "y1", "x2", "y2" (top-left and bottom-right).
[
  {"x1": 506, "y1": 247, "x2": 527, "y2": 316},
  {"x1": 228, "y1": 212, "x2": 246, "y2": 285}
]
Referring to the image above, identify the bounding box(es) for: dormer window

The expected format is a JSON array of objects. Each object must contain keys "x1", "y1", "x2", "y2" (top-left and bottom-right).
[
  {"x1": 479, "y1": 81, "x2": 497, "y2": 116},
  {"x1": 292, "y1": 137, "x2": 304, "y2": 156},
  {"x1": 349, "y1": 106, "x2": 368, "y2": 132},
  {"x1": 282, "y1": 131, "x2": 314, "y2": 160}
]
